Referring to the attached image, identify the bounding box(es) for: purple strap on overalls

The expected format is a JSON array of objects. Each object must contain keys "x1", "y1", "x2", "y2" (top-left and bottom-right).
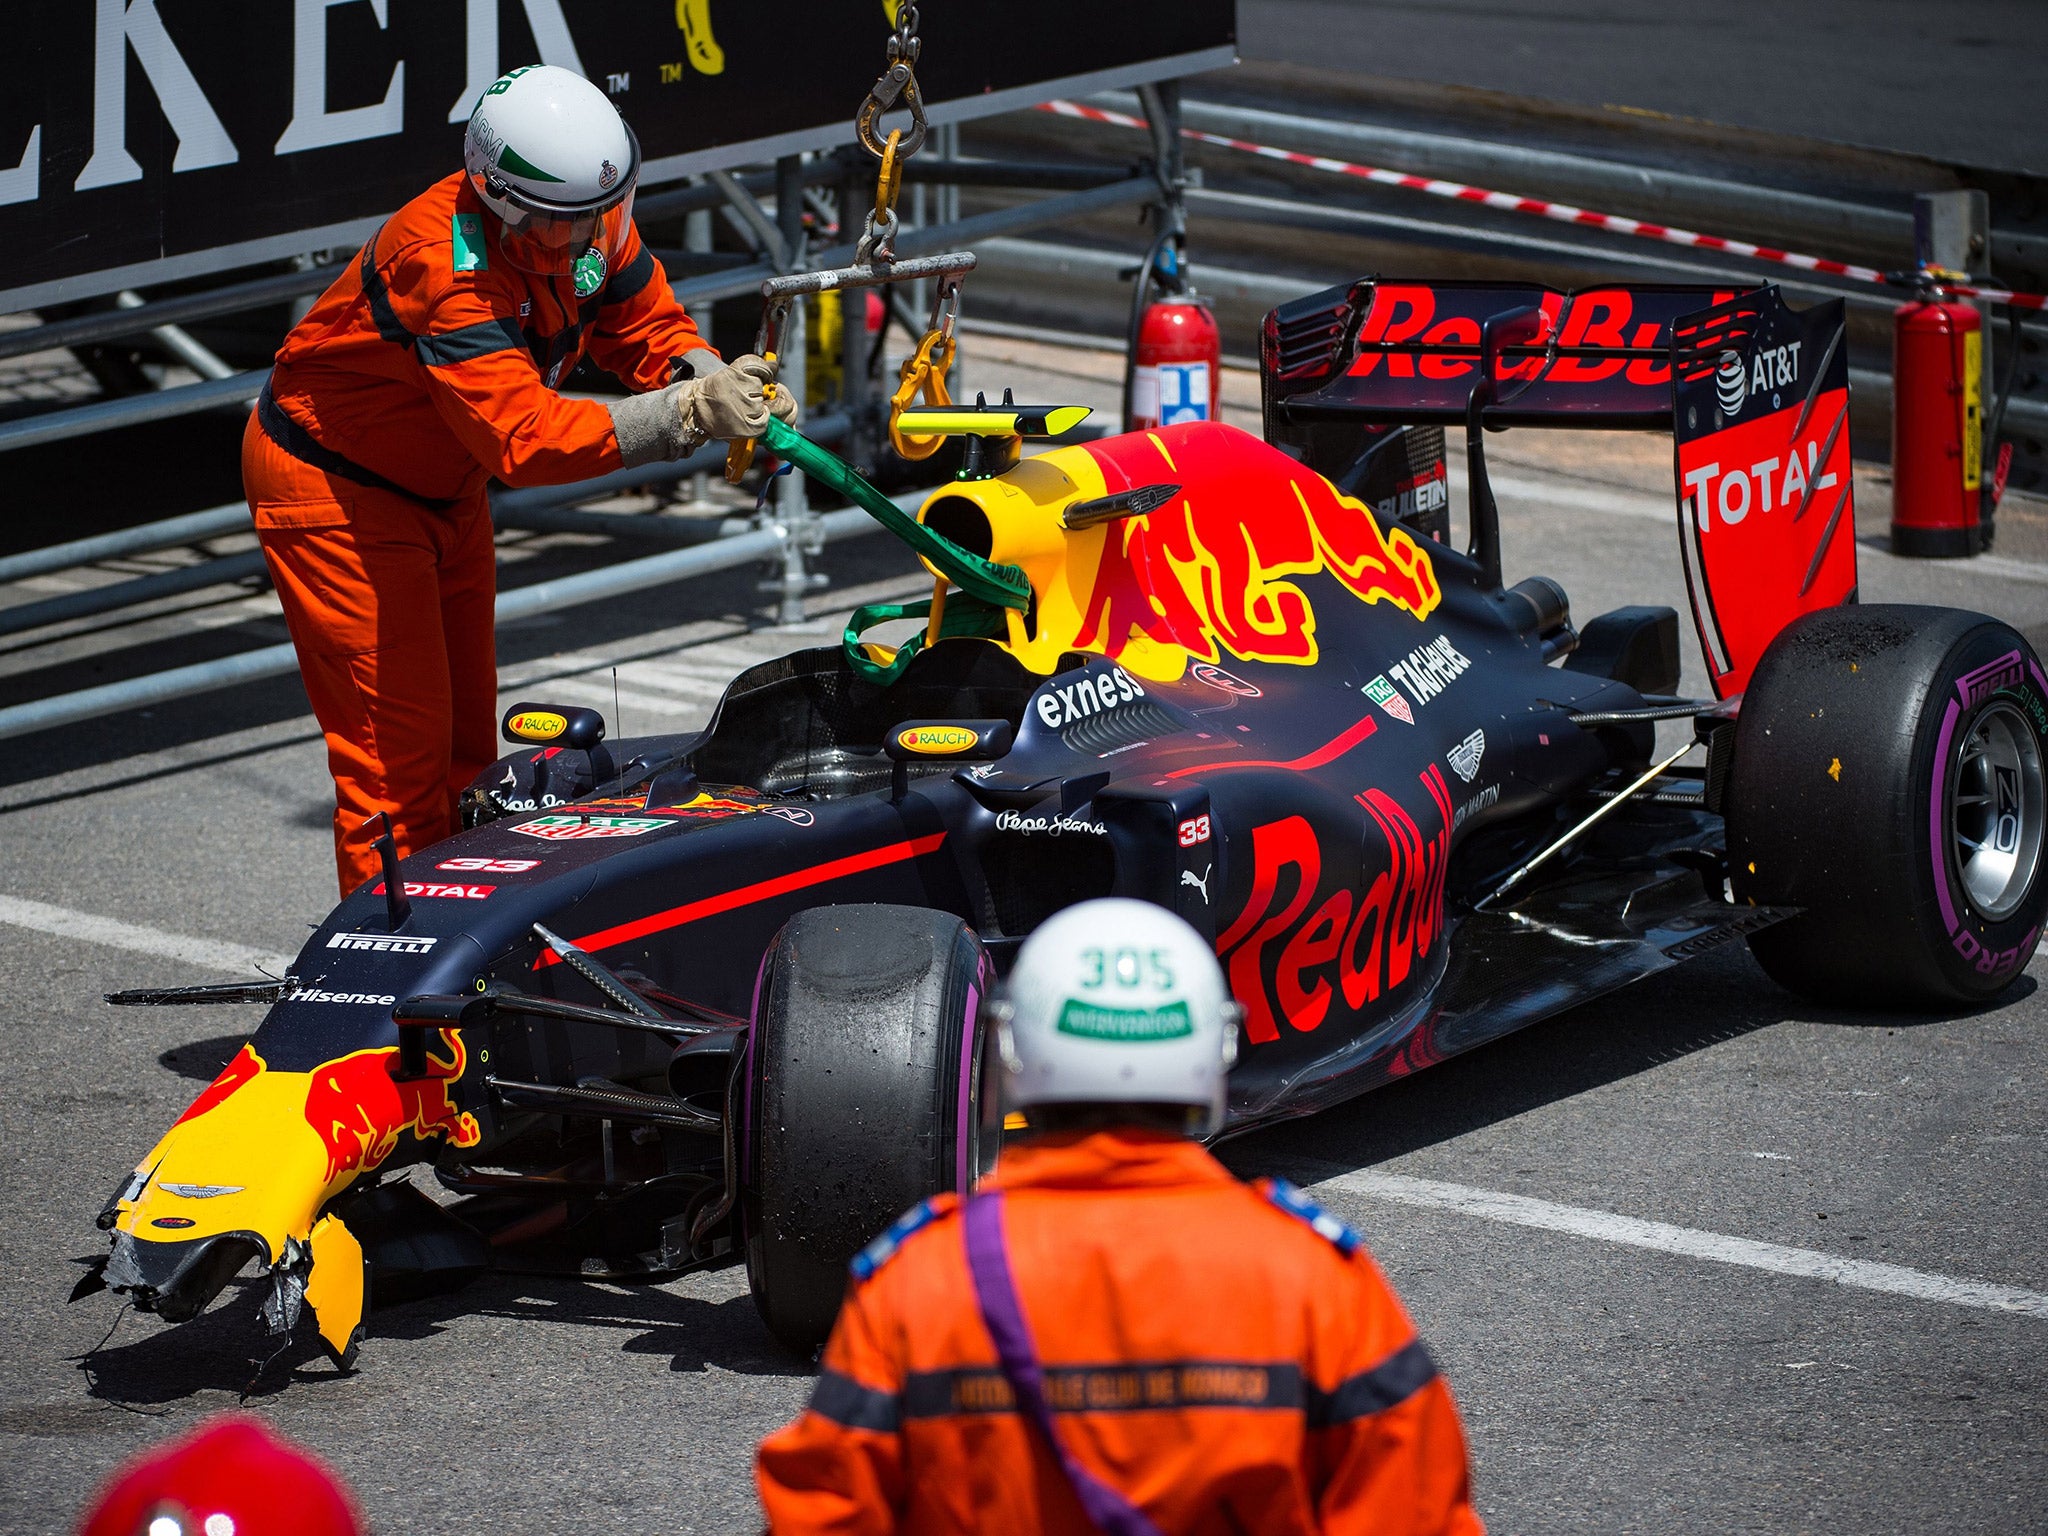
[{"x1": 961, "y1": 1193, "x2": 1165, "y2": 1536}]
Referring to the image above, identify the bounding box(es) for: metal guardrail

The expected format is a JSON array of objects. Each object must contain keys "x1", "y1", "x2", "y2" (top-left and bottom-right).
[{"x1": 0, "y1": 499, "x2": 893, "y2": 743}]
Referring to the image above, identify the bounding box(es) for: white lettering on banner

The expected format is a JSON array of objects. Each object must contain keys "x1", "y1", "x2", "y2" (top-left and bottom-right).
[
  {"x1": 76, "y1": 0, "x2": 239, "y2": 192},
  {"x1": 0, "y1": 127, "x2": 38, "y2": 208},
  {"x1": 448, "y1": 0, "x2": 587, "y2": 123},
  {"x1": 275, "y1": 0, "x2": 406, "y2": 155},
  {"x1": 1688, "y1": 439, "x2": 1840, "y2": 529}
]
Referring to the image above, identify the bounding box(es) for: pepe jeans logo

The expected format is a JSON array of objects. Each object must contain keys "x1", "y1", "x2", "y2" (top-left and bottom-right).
[{"x1": 995, "y1": 810, "x2": 1105, "y2": 837}]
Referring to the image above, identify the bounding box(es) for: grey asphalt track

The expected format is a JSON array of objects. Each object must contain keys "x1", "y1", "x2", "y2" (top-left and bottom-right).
[
  {"x1": 1, "y1": 340, "x2": 2044, "y2": 1532},
  {"x1": 1239, "y1": 0, "x2": 2048, "y2": 173}
]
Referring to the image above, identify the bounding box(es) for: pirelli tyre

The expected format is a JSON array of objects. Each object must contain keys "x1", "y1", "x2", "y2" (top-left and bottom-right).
[
  {"x1": 745, "y1": 904, "x2": 999, "y2": 1355},
  {"x1": 1729, "y1": 605, "x2": 2048, "y2": 1007}
]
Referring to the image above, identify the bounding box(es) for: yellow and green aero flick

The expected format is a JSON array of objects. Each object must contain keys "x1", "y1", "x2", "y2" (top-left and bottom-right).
[{"x1": 893, "y1": 404, "x2": 1092, "y2": 439}]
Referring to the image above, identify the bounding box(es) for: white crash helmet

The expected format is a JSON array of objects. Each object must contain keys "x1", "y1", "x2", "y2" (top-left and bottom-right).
[
  {"x1": 463, "y1": 65, "x2": 640, "y2": 279},
  {"x1": 997, "y1": 898, "x2": 1240, "y2": 1135}
]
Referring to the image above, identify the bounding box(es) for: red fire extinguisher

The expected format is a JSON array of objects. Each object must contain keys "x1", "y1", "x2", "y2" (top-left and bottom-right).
[
  {"x1": 1124, "y1": 235, "x2": 1221, "y2": 432},
  {"x1": 1891, "y1": 274, "x2": 1985, "y2": 557}
]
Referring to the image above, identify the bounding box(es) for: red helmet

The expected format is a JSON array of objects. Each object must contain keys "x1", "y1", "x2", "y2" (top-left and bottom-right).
[{"x1": 77, "y1": 1414, "x2": 366, "y2": 1536}]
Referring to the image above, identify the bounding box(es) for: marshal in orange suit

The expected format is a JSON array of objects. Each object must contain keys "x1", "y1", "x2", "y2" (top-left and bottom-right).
[
  {"x1": 248, "y1": 64, "x2": 792, "y2": 892},
  {"x1": 757, "y1": 900, "x2": 1483, "y2": 1536}
]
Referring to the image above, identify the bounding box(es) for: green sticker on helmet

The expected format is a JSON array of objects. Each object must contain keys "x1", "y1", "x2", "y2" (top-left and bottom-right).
[
  {"x1": 1055, "y1": 998, "x2": 1193, "y2": 1041},
  {"x1": 572, "y1": 245, "x2": 607, "y2": 299},
  {"x1": 451, "y1": 213, "x2": 488, "y2": 274}
]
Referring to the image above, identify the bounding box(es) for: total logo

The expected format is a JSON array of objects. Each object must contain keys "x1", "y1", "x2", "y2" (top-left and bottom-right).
[
  {"x1": 438, "y1": 857, "x2": 540, "y2": 873},
  {"x1": 1682, "y1": 438, "x2": 1840, "y2": 529},
  {"x1": 327, "y1": 932, "x2": 437, "y2": 954},
  {"x1": 1035, "y1": 667, "x2": 1146, "y2": 730},
  {"x1": 513, "y1": 814, "x2": 667, "y2": 840},
  {"x1": 1389, "y1": 636, "x2": 1470, "y2": 706},
  {"x1": 374, "y1": 881, "x2": 494, "y2": 900}
]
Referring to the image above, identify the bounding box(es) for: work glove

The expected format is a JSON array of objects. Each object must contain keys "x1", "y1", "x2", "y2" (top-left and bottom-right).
[
  {"x1": 681, "y1": 352, "x2": 801, "y2": 442},
  {"x1": 607, "y1": 352, "x2": 801, "y2": 467}
]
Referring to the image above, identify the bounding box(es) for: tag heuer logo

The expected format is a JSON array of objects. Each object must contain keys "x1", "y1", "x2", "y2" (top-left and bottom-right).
[
  {"x1": 1364, "y1": 674, "x2": 1414, "y2": 724},
  {"x1": 572, "y1": 245, "x2": 607, "y2": 298},
  {"x1": 1447, "y1": 729, "x2": 1485, "y2": 783}
]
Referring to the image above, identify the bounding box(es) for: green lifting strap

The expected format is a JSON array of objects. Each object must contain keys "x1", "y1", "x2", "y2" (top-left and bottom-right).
[
  {"x1": 761, "y1": 417, "x2": 1032, "y2": 610},
  {"x1": 844, "y1": 592, "x2": 1010, "y2": 685}
]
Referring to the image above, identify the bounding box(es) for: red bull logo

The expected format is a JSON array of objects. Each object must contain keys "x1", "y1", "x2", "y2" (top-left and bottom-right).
[
  {"x1": 1072, "y1": 423, "x2": 1441, "y2": 668},
  {"x1": 1217, "y1": 766, "x2": 1453, "y2": 1043},
  {"x1": 302, "y1": 1027, "x2": 482, "y2": 1183}
]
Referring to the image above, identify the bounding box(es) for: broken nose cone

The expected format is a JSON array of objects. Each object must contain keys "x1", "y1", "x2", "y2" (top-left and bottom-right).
[{"x1": 102, "y1": 1228, "x2": 267, "y2": 1323}]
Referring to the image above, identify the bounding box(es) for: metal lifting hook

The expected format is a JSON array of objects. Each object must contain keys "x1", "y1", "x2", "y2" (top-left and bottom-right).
[
  {"x1": 889, "y1": 273, "x2": 964, "y2": 460},
  {"x1": 856, "y1": 3, "x2": 928, "y2": 161}
]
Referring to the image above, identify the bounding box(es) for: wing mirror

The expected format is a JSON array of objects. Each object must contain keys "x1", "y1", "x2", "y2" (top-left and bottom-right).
[
  {"x1": 883, "y1": 719, "x2": 1014, "y2": 800},
  {"x1": 502, "y1": 702, "x2": 606, "y2": 750}
]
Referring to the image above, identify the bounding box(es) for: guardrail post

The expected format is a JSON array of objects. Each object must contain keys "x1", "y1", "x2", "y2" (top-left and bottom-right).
[
  {"x1": 768, "y1": 153, "x2": 824, "y2": 625},
  {"x1": 1915, "y1": 190, "x2": 1994, "y2": 426}
]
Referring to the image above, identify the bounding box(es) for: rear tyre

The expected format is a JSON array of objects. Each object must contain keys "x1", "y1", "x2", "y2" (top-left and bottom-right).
[
  {"x1": 745, "y1": 904, "x2": 997, "y2": 1355},
  {"x1": 1728, "y1": 604, "x2": 2048, "y2": 1007}
]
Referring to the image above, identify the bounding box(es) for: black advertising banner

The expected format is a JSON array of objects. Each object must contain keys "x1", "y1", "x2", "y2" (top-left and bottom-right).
[{"x1": 0, "y1": 1, "x2": 1236, "y2": 312}]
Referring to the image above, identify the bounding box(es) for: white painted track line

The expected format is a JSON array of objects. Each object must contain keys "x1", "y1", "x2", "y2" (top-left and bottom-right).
[
  {"x1": 0, "y1": 894, "x2": 294, "y2": 976},
  {"x1": 1300, "y1": 1163, "x2": 2048, "y2": 1319}
]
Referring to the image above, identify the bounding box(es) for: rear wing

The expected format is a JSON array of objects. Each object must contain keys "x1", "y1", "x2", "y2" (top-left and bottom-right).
[{"x1": 1261, "y1": 279, "x2": 1856, "y2": 696}]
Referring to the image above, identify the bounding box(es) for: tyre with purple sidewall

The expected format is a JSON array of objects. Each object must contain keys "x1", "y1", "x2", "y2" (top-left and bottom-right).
[
  {"x1": 1729, "y1": 604, "x2": 2048, "y2": 1007},
  {"x1": 745, "y1": 904, "x2": 996, "y2": 1355}
]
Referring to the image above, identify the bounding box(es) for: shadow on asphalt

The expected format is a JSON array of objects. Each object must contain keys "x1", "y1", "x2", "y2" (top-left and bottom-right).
[
  {"x1": 1218, "y1": 942, "x2": 2036, "y2": 1180},
  {"x1": 75, "y1": 1267, "x2": 804, "y2": 1410},
  {"x1": 156, "y1": 1035, "x2": 251, "y2": 1082}
]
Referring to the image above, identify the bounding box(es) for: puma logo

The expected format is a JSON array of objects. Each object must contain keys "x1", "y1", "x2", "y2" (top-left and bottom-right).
[{"x1": 1180, "y1": 864, "x2": 1212, "y2": 904}]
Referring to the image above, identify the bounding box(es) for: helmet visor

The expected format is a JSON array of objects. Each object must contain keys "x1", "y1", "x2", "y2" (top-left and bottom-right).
[{"x1": 494, "y1": 190, "x2": 634, "y2": 278}]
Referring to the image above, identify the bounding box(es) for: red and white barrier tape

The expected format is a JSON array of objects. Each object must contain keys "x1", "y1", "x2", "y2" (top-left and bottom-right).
[{"x1": 1041, "y1": 99, "x2": 2048, "y2": 313}]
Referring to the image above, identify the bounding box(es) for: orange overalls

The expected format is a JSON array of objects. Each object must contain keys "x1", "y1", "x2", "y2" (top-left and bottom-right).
[
  {"x1": 247, "y1": 171, "x2": 715, "y2": 892},
  {"x1": 756, "y1": 1130, "x2": 1483, "y2": 1535}
]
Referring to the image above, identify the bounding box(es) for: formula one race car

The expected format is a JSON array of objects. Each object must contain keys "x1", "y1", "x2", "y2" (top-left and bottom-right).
[{"x1": 79, "y1": 278, "x2": 2048, "y2": 1364}]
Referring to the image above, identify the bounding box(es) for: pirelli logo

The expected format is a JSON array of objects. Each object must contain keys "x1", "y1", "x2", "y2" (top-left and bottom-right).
[{"x1": 904, "y1": 1362, "x2": 1300, "y2": 1418}]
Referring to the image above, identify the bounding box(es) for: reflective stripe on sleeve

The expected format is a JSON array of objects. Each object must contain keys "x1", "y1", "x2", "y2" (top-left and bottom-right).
[
  {"x1": 810, "y1": 1369, "x2": 903, "y2": 1433},
  {"x1": 1306, "y1": 1338, "x2": 1439, "y2": 1427},
  {"x1": 600, "y1": 245, "x2": 658, "y2": 308},
  {"x1": 903, "y1": 1361, "x2": 1305, "y2": 1419},
  {"x1": 416, "y1": 316, "x2": 530, "y2": 367},
  {"x1": 359, "y1": 234, "x2": 416, "y2": 352}
]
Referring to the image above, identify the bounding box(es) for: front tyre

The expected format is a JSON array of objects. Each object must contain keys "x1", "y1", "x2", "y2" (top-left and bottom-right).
[
  {"x1": 745, "y1": 905, "x2": 997, "y2": 1355},
  {"x1": 1729, "y1": 605, "x2": 2048, "y2": 1007}
]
